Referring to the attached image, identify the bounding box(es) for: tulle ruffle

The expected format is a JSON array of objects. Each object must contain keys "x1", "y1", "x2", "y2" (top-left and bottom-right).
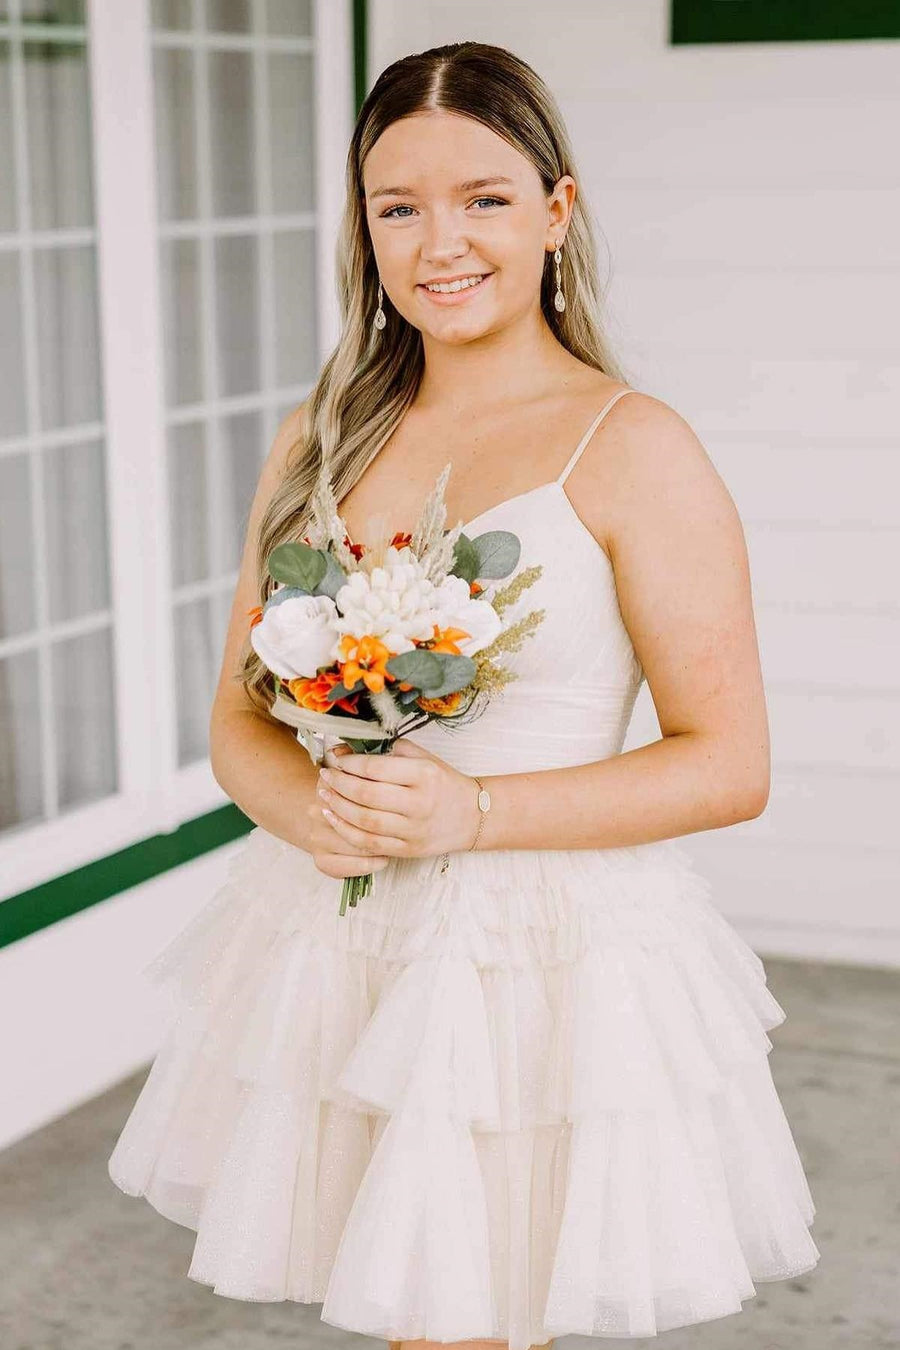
[{"x1": 108, "y1": 826, "x2": 819, "y2": 1347}]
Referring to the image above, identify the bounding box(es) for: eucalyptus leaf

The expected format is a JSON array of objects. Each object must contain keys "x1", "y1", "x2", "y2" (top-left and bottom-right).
[
  {"x1": 268, "y1": 541, "x2": 327, "y2": 592},
  {"x1": 263, "y1": 585, "x2": 309, "y2": 612},
  {"x1": 314, "y1": 549, "x2": 348, "y2": 600},
  {"x1": 385, "y1": 648, "x2": 445, "y2": 691},
  {"x1": 470, "y1": 528, "x2": 521, "y2": 579},
  {"x1": 385, "y1": 648, "x2": 477, "y2": 697},
  {"x1": 326, "y1": 679, "x2": 362, "y2": 703},
  {"x1": 417, "y1": 652, "x2": 476, "y2": 698}
]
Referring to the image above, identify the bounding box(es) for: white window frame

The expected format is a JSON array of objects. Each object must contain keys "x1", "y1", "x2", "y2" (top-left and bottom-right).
[{"x1": 2, "y1": 0, "x2": 352, "y2": 898}]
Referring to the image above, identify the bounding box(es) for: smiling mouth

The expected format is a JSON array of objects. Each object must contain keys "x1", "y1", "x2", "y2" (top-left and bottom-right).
[{"x1": 418, "y1": 273, "x2": 492, "y2": 301}]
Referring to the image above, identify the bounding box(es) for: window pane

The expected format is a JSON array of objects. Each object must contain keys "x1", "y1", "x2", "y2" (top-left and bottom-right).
[
  {"x1": 0, "y1": 253, "x2": 27, "y2": 438},
  {"x1": 0, "y1": 453, "x2": 37, "y2": 639},
  {"x1": 273, "y1": 228, "x2": 317, "y2": 386},
  {"x1": 153, "y1": 47, "x2": 197, "y2": 222},
  {"x1": 208, "y1": 50, "x2": 255, "y2": 217},
  {"x1": 0, "y1": 42, "x2": 16, "y2": 233},
  {"x1": 269, "y1": 50, "x2": 315, "y2": 214},
  {"x1": 174, "y1": 596, "x2": 221, "y2": 764},
  {"x1": 0, "y1": 647, "x2": 43, "y2": 832},
  {"x1": 220, "y1": 410, "x2": 263, "y2": 571},
  {"x1": 214, "y1": 233, "x2": 259, "y2": 395},
  {"x1": 51, "y1": 625, "x2": 117, "y2": 810},
  {"x1": 43, "y1": 437, "x2": 110, "y2": 623},
  {"x1": 160, "y1": 238, "x2": 204, "y2": 406},
  {"x1": 34, "y1": 244, "x2": 102, "y2": 429},
  {"x1": 169, "y1": 422, "x2": 210, "y2": 586},
  {"x1": 152, "y1": 0, "x2": 193, "y2": 28},
  {"x1": 266, "y1": 0, "x2": 312, "y2": 36},
  {"x1": 205, "y1": 0, "x2": 251, "y2": 32},
  {"x1": 19, "y1": 2, "x2": 86, "y2": 19},
  {"x1": 24, "y1": 37, "x2": 94, "y2": 231}
]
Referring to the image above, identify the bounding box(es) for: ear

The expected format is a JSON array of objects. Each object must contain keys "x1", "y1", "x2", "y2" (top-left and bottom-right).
[{"x1": 545, "y1": 174, "x2": 577, "y2": 250}]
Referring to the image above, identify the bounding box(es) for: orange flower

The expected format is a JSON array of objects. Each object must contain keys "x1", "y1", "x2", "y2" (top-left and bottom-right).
[
  {"x1": 338, "y1": 633, "x2": 397, "y2": 695},
  {"x1": 417, "y1": 689, "x2": 465, "y2": 715},
  {"x1": 469, "y1": 580, "x2": 483, "y2": 597},
  {"x1": 287, "y1": 668, "x2": 360, "y2": 715},
  {"x1": 426, "y1": 622, "x2": 471, "y2": 655},
  {"x1": 391, "y1": 530, "x2": 413, "y2": 549},
  {"x1": 247, "y1": 605, "x2": 264, "y2": 628}
]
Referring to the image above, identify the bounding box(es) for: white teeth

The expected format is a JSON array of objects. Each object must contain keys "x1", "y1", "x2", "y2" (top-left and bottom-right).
[{"x1": 424, "y1": 274, "x2": 485, "y2": 293}]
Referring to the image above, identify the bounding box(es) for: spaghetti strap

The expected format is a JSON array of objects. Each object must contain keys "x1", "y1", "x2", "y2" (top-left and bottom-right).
[{"x1": 556, "y1": 387, "x2": 637, "y2": 486}]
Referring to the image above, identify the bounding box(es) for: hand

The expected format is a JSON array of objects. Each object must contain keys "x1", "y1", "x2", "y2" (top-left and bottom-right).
[
  {"x1": 315, "y1": 737, "x2": 481, "y2": 861},
  {"x1": 302, "y1": 773, "x2": 393, "y2": 880}
]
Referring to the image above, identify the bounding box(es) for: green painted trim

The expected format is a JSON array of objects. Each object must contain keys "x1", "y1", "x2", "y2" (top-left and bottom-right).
[
  {"x1": 352, "y1": 0, "x2": 367, "y2": 114},
  {"x1": 671, "y1": 1, "x2": 900, "y2": 43},
  {"x1": 0, "y1": 803, "x2": 254, "y2": 951}
]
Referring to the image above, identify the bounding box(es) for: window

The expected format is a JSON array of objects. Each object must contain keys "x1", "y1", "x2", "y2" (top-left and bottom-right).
[{"x1": 1, "y1": 0, "x2": 353, "y2": 902}]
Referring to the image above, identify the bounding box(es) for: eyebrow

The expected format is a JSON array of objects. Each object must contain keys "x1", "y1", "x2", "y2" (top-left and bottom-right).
[{"x1": 368, "y1": 175, "x2": 516, "y2": 200}]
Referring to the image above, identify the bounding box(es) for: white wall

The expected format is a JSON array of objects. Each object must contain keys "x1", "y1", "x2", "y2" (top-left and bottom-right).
[
  {"x1": 0, "y1": 842, "x2": 244, "y2": 1151},
  {"x1": 370, "y1": 1, "x2": 900, "y2": 967}
]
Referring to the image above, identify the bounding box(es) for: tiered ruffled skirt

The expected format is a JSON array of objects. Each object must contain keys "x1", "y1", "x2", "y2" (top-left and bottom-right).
[{"x1": 108, "y1": 827, "x2": 819, "y2": 1348}]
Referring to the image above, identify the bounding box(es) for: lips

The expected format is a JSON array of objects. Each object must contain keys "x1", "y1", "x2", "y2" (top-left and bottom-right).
[{"x1": 417, "y1": 273, "x2": 493, "y2": 305}]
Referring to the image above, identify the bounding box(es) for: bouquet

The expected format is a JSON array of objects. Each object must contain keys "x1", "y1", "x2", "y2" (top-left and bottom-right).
[{"x1": 247, "y1": 462, "x2": 545, "y2": 915}]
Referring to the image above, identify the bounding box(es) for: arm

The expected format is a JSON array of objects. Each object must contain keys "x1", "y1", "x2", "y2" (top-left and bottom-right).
[{"x1": 476, "y1": 393, "x2": 770, "y2": 850}]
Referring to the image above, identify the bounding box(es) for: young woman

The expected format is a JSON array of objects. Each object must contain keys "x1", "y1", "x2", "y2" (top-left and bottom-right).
[{"x1": 108, "y1": 41, "x2": 819, "y2": 1350}]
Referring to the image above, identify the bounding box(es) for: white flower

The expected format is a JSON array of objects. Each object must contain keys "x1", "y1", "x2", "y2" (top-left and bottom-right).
[
  {"x1": 250, "y1": 593, "x2": 339, "y2": 679},
  {"x1": 431, "y1": 574, "x2": 503, "y2": 656},
  {"x1": 332, "y1": 551, "x2": 439, "y2": 656}
]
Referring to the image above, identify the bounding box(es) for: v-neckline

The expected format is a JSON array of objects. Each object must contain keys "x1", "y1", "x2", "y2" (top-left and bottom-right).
[{"x1": 340, "y1": 477, "x2": 612, "y2": 571}]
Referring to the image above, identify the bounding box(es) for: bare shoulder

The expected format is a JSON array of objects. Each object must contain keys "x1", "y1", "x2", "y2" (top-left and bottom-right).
[{"x1": 591, "y1": 390, "x2": 739, "y2": 550}]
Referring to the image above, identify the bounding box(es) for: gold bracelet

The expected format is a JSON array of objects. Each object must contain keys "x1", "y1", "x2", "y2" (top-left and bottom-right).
[{"x1": 468, "y1": 775, "x2": 492, "y2": 851}]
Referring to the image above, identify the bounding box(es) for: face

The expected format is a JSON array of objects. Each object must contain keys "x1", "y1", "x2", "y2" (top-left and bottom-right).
[{"x1": 362, "y1": 110, "x2": 575, "y2": 347}]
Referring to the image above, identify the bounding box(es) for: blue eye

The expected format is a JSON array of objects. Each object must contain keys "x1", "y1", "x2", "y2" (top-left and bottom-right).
[{"x1": 379, "y1": 196, "x2": 508, "y2": 219}]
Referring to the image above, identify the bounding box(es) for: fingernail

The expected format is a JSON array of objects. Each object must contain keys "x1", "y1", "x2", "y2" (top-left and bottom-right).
[{"x1": 320, "y1": 768, "x2": 331, "y2": 783}]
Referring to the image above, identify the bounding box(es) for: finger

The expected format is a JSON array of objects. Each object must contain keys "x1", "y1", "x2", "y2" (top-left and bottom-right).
[
  {"x1": 319, "y1": 787, "x2": 413, "y2": 839},
  {"x1": 320, "y1": 767, "x2": 414, "y2": 813},
  {"x1": 320, "y1": 806, "x2": 407, "y2": 856},
  {"x1": 323, "y1": 750, "x2": 420, "y2": 785}
]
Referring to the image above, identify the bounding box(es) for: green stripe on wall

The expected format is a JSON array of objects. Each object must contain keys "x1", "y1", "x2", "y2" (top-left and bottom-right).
[
  {"x1": 0, "y1": 1, "x2": 370, "y2": 950},
  {"x1": 0, "y1": 804, "x2": 255, "y2": 950},
  {"x1": 671, "y1": 1, "x2": 900, "y2": 43},
  {"x1": 353, "y1": 0, "x2": 367, "y2": 113}
]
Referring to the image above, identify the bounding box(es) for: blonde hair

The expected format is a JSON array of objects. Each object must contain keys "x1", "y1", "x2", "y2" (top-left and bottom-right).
[{"x1": 239, "y1": 39, "x2": 624, "y2": 715}]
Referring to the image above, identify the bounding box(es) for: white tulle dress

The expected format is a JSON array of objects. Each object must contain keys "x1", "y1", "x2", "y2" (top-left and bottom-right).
[{"x1": 108, "y1": 389, "x2": 820, "y2": 1348}]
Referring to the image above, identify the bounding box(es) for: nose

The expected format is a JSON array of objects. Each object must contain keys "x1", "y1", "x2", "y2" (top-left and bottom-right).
[{"x1": 419, "y1": 205, "x2": 469, "y2": 266}]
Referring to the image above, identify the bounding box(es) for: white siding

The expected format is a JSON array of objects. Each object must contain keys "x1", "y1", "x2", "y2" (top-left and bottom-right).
[{"x1": 370, "y1": 0, "x2": 900, "y2": 967}]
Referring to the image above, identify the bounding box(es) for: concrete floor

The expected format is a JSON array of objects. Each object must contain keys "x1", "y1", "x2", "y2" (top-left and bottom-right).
[{"x1": 1, "y1": 957, "x2": 898, "y2": 1350}]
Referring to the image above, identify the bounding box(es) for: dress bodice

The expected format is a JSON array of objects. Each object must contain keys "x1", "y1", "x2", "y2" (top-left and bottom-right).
[{"x1": 410, "y1": 390, "x2": 644, "y2": 776}]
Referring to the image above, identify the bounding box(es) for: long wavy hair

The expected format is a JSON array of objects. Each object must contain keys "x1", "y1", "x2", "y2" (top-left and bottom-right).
[{"x1": 238, "y1": 39, "x2": 625, "y2": 716}]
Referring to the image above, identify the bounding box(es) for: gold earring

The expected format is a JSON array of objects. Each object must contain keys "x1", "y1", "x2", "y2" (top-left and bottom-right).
[
  {"x1": 373, "y1": 279, "x2": 387, "y2": 331},
  {"x1": 553, "y1": 240, "x2": 566, "y2": 313}
]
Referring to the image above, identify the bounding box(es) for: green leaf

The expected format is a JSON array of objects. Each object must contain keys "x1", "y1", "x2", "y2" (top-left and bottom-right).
[
  {"x1": 314, "y1": 549, "x2": 349, "y2": 600},
  {"x1": 469, "y1": 528, "x2": 521, "y2": 579},
  {"x1": 267, "y1": 541, "x2": 327, "y2": 592},
  {"x1": 384, "y1": 648, "x2": 445, "y2": 691},
  {"x1": 385, "y1": 649, "x2": 477, "y2": 697},
  {"x1": 326, "y1": 679, "x2": 362, "y2": 702}
]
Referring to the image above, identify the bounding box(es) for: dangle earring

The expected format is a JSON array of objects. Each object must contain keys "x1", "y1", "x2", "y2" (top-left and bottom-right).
[
  {"x1": 373, "y1": 279, "x2": 387, "y2": 331},
  {"x1": 553, "y1": 239, "x2": 566, "y2": 313}
]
